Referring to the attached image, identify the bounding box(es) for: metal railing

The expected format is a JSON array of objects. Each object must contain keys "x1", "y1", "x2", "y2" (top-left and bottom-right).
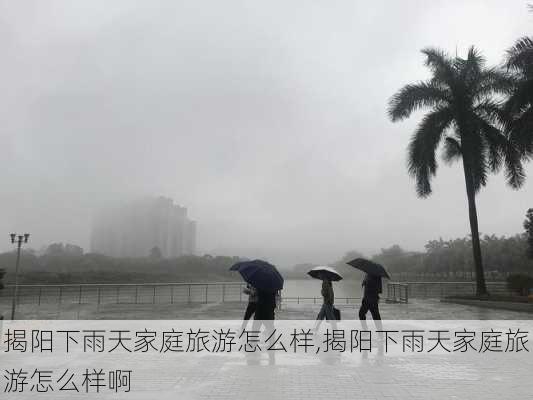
[
  {"x1": 386, "y1": 282, "x2": 408, "y2": 303},
  {"x1": 4, "y1": 280, "x2": 505, "y2": 307},
  {"x1": 280, "y1": 297, "x2": 361, "y2": 306},
  {"x1": 397, "y1": 281, "x2": 510, "y2": 298},
  {"x1": 1, "y1": 283, "x2": 368, "y2": 308},
  {"x1": 1, "y1": 282, "x2": 248, "y2": 306}
]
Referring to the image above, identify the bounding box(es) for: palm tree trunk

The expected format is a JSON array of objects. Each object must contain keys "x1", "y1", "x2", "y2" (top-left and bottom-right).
[{"x1": 461, "y1": 159, "x2": 488, "y2": 296}]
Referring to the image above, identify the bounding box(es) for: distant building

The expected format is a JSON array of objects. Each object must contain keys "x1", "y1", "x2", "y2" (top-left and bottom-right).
[{"x1": 91, "y1": 197, "x2": 197, "y2": 258}]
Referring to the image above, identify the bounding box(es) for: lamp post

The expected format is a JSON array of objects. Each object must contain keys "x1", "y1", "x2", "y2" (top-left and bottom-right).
[{"x1": 10, "y1": 233, "x2": 29, "y2": 320}]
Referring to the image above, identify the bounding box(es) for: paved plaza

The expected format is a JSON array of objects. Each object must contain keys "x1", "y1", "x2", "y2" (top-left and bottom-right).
[
  {"x1": 1, "y1": 320, "x2": 532, "y2": 400},
  {"x1": 1, "y1": 298, "x2": 531, "y2": 399}
]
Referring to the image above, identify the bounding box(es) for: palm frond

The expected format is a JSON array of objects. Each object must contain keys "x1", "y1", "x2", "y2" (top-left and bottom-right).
[
  {"x1": 388, "y1": 81, "x2": 449, "y2": 121},
  {"x1": 466, "y1": 46, "x2": 486, "y2": 67},
  {"x1": 504, "y1": 78, "x2": 533, "y2": 114},
  {"x1": 407, "y1": 107, "x2": 453, "y2": 197},
  {"x1": 442, "y1": 136, "x2": 462, "y2": 165},
  {"x1": 507, "y1": 107, "x2": 533, "y2": 156},
  {"x1": 475, "y1": 99, "x2": 509, "y2": 129},
  {"x1": 477, "y1": 117, "x2": 505, "y2": 172},
  {"x1": 458, "y1": 46, "x2": 485, "y2": 84},
  {"x1": 475, "y1": 69, "x2": 516, "y2": 101},
  {"x1": 506, "y1": 37, "x2": 533, "y2": 73},
  {"x1": 503, "y1": 141, "x2": 526, "y2": 189},
  {"x1": 421, "y1": 48, "x2": 457, "y2": 86}
]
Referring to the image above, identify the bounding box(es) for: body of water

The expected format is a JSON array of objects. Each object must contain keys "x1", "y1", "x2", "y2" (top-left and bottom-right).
[{"x1": 282, "y1": 278, "x2": 363, "y2": 298}]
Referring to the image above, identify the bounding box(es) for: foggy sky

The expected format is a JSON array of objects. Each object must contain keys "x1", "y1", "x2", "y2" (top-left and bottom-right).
[{"x1": 2, "y1": 1, "x2": 533, "y2": 267}]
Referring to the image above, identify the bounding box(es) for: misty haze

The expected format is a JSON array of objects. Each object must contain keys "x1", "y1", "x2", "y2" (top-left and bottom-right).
[
  {"x1": 1, "y1": 0, "x2": 533, "y2": 321},
  {"x1": 3, "y1": 3, "x2": 533, "y2": 399},
  {"x1": 1, "y1": 1, "x2": 532, "y2": 267}
]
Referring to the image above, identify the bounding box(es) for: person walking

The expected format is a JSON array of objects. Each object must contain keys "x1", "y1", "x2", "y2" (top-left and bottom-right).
[
  {"x1": 317, "y1": 278, "x2": 336, "y2": 321},
  {"x1": 251, "y1": 289, "x2": 277, "y2": 364},
  {"x1": 252, "y1": 289, "x2": 277, "y2": 334},
  {"x1": 359, "y1": 273, "x2": 382, "y2": 325},
  {"x1": 314, "y1": 277, "x2": 338, "y2": 331}
]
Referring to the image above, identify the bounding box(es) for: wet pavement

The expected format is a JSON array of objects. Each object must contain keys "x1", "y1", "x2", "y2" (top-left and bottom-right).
[
  {"x1": 1, "y1": 320, "x2": 532, "y2": 400},
  {"x1": 2, "y1": 295, "x2": 532, "y2": 399},
  {"x1": 2, "y1": 298, "x2": 532, "y2": 320}
]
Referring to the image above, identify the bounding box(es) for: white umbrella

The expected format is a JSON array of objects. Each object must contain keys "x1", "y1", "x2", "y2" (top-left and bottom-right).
[{"x1": 307, "y1": 266, "x2": 343, "y2": 281}]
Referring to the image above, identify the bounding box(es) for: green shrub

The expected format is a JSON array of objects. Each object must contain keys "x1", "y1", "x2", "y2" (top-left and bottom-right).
[{"x1": 506, "y1": 274, "x2": 533, "y2": 296}]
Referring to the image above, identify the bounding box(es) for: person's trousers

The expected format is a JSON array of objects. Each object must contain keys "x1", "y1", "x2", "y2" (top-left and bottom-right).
[
  {"x1": 358, "y1": 298, "x2": 381, "y2": 320},
  {"x1": 243, "y1": 302, "x2": 256, "y2": 320},
  {"x1": 316, "y1": 303, "x2": 336, "y2": 320},
  {"x1": 252, "y1": 307, "x2": 275, "y2": 333}
]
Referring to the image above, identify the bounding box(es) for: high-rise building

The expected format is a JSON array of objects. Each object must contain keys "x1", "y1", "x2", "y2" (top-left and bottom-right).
[{"x1": 90, "y1": 197, "x2": 196, "y2": 258}]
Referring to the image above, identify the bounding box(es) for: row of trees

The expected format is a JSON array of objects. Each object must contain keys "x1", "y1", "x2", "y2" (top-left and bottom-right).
[
  {"x1": 389, "y1": 33, "x2": 533, "y2": 295},
  {"x1": 0, "y1": 251, "x2": 243, "y2": 284},
  {"x1": 331, "y1": 208, "x2": 533, "y2": 281},
  {"x1": 371, "y1": 234, "x2": 532, "y2": 280}
]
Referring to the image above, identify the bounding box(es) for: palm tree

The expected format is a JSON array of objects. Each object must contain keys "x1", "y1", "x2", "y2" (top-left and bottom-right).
[
  {"x1": 504, "y1": 37, "x2": 533, "y2": 156},
  {"x1": 388, "y1": 47, "x2": 525, "y2": 296}
]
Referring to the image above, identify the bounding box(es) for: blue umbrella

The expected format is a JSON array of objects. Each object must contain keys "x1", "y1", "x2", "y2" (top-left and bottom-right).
[{"x1": 230, "y1": 259, "x2": 284, "y2": 292}]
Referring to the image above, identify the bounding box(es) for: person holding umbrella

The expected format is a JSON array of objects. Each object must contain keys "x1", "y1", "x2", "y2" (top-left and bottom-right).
[
  {"x1": 308, "y1": 266, "x2": 342, "y2": 325},
  {"x1": 230, "y1": 259, "x2": 284, "y2": 324},
  {"x1": 318, "y1": 278, "x2": 336, "y2": 321},
  {"x1": 359, "y1": 273, "x2": 382, "y2": 321},
  {"x1": 346, "y1": 258, "x2": 390, "y2": 324}
]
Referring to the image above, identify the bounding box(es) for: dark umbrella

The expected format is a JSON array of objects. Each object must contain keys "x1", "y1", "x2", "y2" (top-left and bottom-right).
[
  {"x1": 307, "y1": 266, "x2": 343, "y2": 281},
  {"x1": 230, "y1": 259, "x2": 284, "y2": 292},
  {"x1": 346, "y1": 258, "x2": 390, "y2": 279}
]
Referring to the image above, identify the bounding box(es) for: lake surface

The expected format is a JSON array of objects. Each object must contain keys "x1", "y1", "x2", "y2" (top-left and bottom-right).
[{"x1": 282, "y1": 278, "x2": 363, "y2": 298}]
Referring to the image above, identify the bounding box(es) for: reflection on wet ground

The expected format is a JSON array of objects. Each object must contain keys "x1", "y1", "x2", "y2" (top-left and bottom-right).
[
  {"x1": 1, "y1": 320, "x2": 531, "y2": 400},
  {"x1": 2, "y1": 298, "x2": 531, "y2": 319}
]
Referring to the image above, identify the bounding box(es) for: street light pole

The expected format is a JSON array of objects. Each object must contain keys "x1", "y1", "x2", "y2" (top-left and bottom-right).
[{"x1": 10, "y1": 233, "x2": 29, "y2": 320}]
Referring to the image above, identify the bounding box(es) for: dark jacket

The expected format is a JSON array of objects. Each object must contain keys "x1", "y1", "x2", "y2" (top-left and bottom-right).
[
  {"x1": 254, "y1": 290, "x2": 276, "y2": 320},
  {"x1": 362, "y1": 275, "x2": 382, "y2": 302},
  {"x1": 321, "y1": 280, "x2": 334, "y2": 305}
]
